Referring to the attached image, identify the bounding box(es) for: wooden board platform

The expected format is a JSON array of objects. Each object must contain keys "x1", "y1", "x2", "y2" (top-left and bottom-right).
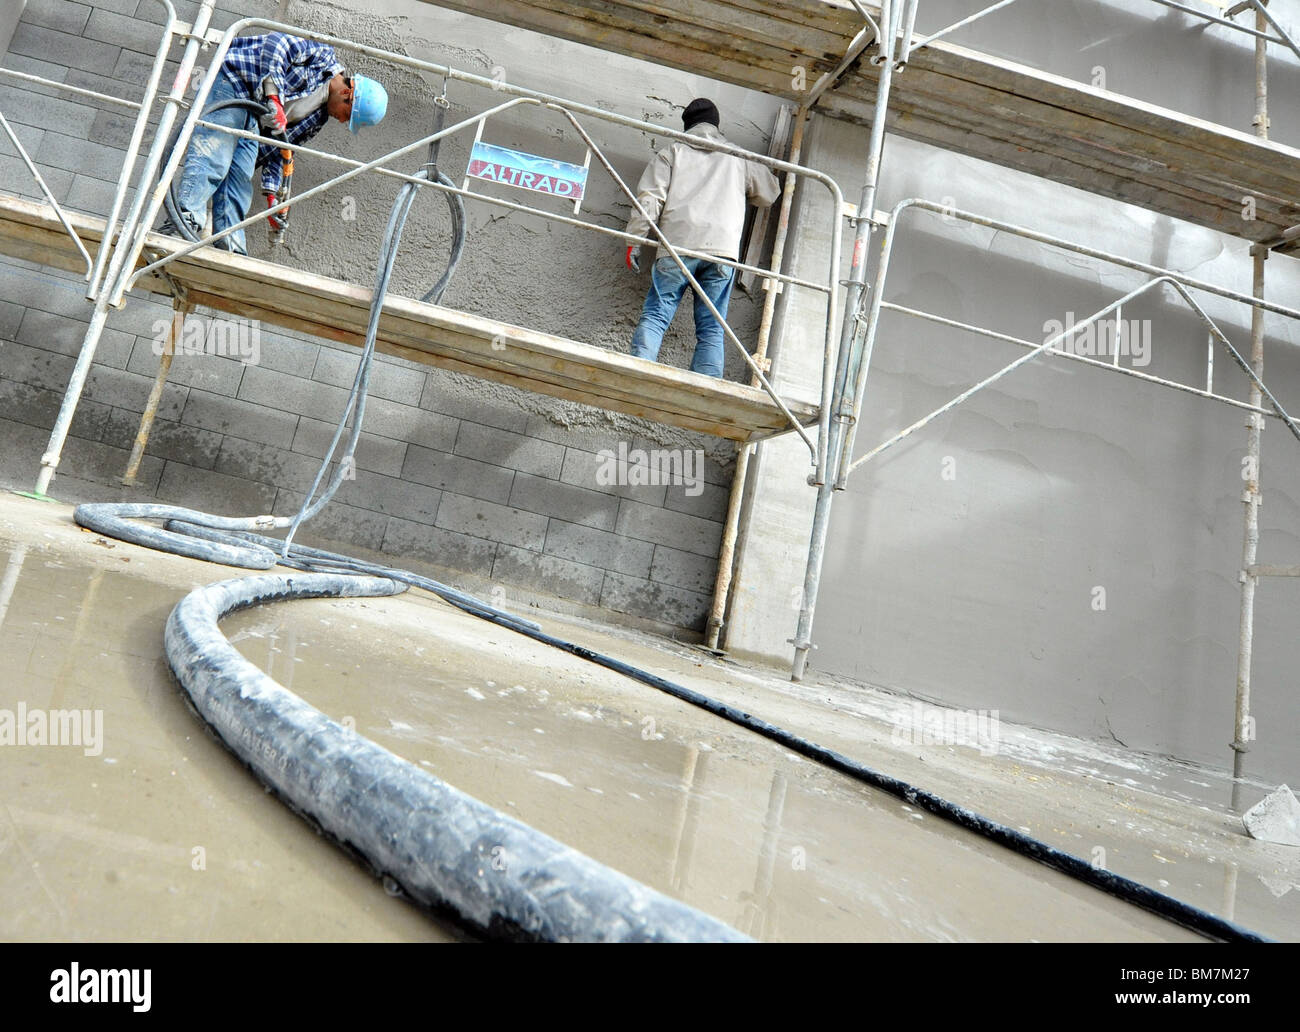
[
  {"x1": 0, "y1": 193, "x2": 816, "y2": 442},
  {"x1": 418, "y1": 0, "x2": 1300, "y2": 252}
]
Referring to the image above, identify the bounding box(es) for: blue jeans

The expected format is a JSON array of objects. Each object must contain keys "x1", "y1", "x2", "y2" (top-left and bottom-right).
[
  {"x1": 631, "y1": 256, "x2": 735, "y2": 378},
  {"x1": 174, "y1": 72, "x2": 259, "y2": 255}
]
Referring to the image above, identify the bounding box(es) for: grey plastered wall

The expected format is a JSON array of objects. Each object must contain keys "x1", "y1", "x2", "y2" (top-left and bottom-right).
[
  {"x1": 0, "y1": 0, "x2": 787, "y2": 634},
  {"x1": 737, "y1": 0, "x2": 1300, "y2": 783}
]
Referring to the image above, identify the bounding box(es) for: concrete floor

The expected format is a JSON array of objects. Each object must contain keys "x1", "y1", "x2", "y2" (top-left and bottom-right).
[{"x1": 0, "y1": 489, "x2": 1295, "y2": 941}]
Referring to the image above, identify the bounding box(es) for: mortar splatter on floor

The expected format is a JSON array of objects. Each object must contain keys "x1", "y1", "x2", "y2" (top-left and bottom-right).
[{"x1": 1, "y1": 493, "x2": 1294, "y2": 941}]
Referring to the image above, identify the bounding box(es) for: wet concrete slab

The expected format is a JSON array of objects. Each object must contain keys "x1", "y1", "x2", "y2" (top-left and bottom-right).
[{"x1": 0, "y1": 492, "x2": 1295, "y2": 941}]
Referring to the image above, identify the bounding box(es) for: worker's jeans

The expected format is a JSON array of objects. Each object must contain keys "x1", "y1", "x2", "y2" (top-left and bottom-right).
[
  {"x1": 631, "y1": 256, "x2": 735, "y2": 378},
  {"x1": 174, "y1": 73, "x2": 259, "y2": 255}
]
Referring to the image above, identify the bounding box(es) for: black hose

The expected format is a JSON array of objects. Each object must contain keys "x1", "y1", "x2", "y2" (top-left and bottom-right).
[
  {"x1": 163, "y1": 570, "x2": 750, "y2": 942},
  {"x1": 279, "y1": 99, "x2": 465, "y2": 552},
  {"x1": 161, "y1": 97, "x2": 271, "y2": 243}
]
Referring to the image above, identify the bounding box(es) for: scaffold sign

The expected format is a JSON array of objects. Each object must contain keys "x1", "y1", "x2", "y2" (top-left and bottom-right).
[{"x1": 467, "y1": 141, "x2": 588, "y2": 200}]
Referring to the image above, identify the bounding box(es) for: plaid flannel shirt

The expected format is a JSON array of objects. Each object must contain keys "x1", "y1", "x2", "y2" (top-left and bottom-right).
[{"x1": 219, "y1": 33, "x2": 342, "y2": 194}]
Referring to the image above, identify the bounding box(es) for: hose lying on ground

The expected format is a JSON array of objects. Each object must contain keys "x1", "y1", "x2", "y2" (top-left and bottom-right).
[
  {"x1": 78, "y1": 103, "x2": 1272, "y2": 943},
  {"x1": 163, "y1": 571, "x2": 747, "y2": 942}
]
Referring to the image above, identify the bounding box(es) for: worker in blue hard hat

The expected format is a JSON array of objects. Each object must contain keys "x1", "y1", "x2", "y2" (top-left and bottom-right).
[{"x1": 163, "y1": 33, "x2": 389, "y2": 254}]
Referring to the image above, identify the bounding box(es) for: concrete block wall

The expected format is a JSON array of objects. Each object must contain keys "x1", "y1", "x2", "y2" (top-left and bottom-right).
[
  {"x1": 0, "y1": 258, "x2": 732, "y2": 630},
  {"x1": 0, "y1": 0, "x2": 785, "y2": 634}
]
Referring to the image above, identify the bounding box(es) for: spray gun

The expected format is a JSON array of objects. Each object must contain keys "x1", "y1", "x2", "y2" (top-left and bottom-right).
[{"x1": 267, "y1": 131, "x2": 294, "y2": 249}]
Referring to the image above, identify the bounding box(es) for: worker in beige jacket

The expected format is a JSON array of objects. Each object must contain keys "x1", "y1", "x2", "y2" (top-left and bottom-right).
[{"x1": 625, "y1": 99, "x2": 781, "y2": 377}]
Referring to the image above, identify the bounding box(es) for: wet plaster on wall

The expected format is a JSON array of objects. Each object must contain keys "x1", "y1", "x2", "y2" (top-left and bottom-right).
[{"x1": 252, "y1": 0, "x2": 791, "y2": 471}]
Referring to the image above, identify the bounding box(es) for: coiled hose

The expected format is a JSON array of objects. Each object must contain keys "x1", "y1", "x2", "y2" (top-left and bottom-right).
[{"x1": 77, "y1": 102, "x2": 1271, "y2": 943}]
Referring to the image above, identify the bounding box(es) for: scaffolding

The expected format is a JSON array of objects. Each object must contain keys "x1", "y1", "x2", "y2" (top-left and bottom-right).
[
  {"x1": 0, "y1": 2, "x2": 845, "y2": 480},
  {"x1": 2, "y1": 0, "x2": 1298, "y2": 803},
  {"x1": 773, "y1": 1, "x2": 1300, "y2": 815}
]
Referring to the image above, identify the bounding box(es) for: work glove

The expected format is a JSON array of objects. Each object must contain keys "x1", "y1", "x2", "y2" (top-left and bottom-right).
[
  {"x1": 266, "y1": 193, "x2": 286, "y2": 232},
  {"x1": 262, "y1": 95, "x2": 288, "y2": 135},
  {"x1": 626, "y1": 245, "x2": 641, "y2": 273}
]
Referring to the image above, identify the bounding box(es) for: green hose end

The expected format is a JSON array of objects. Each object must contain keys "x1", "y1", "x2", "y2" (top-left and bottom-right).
[{"x1": 12, "y1": 490, "x2": 57, "y2": 503}]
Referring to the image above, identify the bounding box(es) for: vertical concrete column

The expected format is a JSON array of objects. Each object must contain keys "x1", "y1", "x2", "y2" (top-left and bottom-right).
[{"x1": 724, "y1": 114, "x2": 861, "y2": 665}]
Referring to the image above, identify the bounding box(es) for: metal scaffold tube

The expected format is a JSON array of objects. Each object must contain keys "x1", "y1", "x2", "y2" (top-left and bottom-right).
[
  {"x1": 707, "y1": 109, "x2": 810, "y2": 652},
  {"x1": 792, "y1": 0, "x2": 902, "y2": 680},
  {"x1": 33, "y1": 0, "x2": 218, "y2": 498},
  {"x1": 1232, "y1": 5, "x2": 1270, "y2": 811}
]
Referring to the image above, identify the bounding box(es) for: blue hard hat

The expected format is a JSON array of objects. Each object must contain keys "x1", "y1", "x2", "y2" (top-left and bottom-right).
[{"x1": 349, "y1": 75, "x2": 388, "y2": 133}]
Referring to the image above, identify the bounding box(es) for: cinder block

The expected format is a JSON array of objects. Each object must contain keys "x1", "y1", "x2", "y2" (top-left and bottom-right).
[
  {"x1": 600, "y1": 571, "x2": 711, "y2": 631},
  {"x1": 34, "y1": 130, "x2": 124, "y2": 177},
  {"x1": 0, "y1": 155, "x2": 74, "y2": 203},
  {"x1": 649, "y1": 543, "x2": 718, "y2": 595},
  {"x1": 559, "y1": 447, "x2": 668, "y2": 506},
  {"x1": 509, "y1": 472, "x2": 620, "y2": 531},
  {"x1": 402, "y1": 443, "x2": 514, "y2": 505},
  {"x1": 0, "y1": 374, "x2": 110, "y2": 440},
  {"x1": 242, "y1": 329, "x2": 318, "y2": 376},
  {"x1": 133, "y1": 0, "x2": 242, "y2": 32},
  {"x1": 615, "y1": 497, "x2": 723, "y2": 557},
  {"x1": 329, "y1": 468, "x2": 443, "y2": 525},
  {"x1": 180, "y1": 388, "x2": 298, "y2": 449},
  {"x1": 0, "y1": 53, "x2": 71, "y2": 97},
  {"x1": 67, "y1": 173, "x2": 129, "y2": 218},
  {"x1": 0, "y1": 122, "x2": 44, "y2": 161},
  {"x1": 214, "y1": 437, "x2": 326, "y2": 492},
  {"x1": 0, "y1": 262, "x2": 95, "y2": 321},
  {"x1": 21, "y1": 0, "x2": 92, "y2": 38},
  {"x1": 0, "y1": 300, "x2": 23, "y2": 340},
  {"x1": 455, "y1": 421, "x2": 564, "y2": 480},
  {"x1": 312, "y1": 347, "x2": 427, "y2": 407},
  {"x1": 420, "y1": 373, "x2": 529, "y2": 433},
  {"x1": 492, "y1": 543, "x2": 604, "y2": 606},
  {"x1": 523, "y1": 412, "x2": 628, "y2": 455},
  {"x1": 9, "y1": 23, "x2": 121, "y2": 77},
  {"x1": 292, "y1": 415, "x2": 407, "y2": 478},
  {"x1": 107, "y1": 293, "x2": 175, "y2": 338},
  {"x1": 16, "y1": 308, "x2": 134, "y2": 366},
  {"x1": 271, "y1": 489, "x2": 389, "y2": 553},
  {"x1": 109, "y1": 48, "x2": 170, "y2": 88},
  {"x1": 543, "y1": 518, "x2": 654, "y2": 579},
  {"x1": 87, "y1": 108, "x2": 140, "y2": 151},
  {"x1": 435, "y1": 491, "x2": 547, "y2": 551},
  {"x1": 58, "y1": 432, "x2": 164, "y2": 492},
  {"x1": 380, "y1": 514, "x2": 498, "y2": 575},
  {"x1": 63, "y1": 67, "x2": 140, "y2": 101},
  {"x1": 632, "y1": 434, "x2": 735, "y2": 486},
  {"x1": 84, "y1": 9, "x2": 164, "y2": 55},
  {"x1": 125, "y1": 336, "x2": 245, "y2": 397},
  {"x1": 157, "y1": 460, "x2": 275, "y2": 516},
  {"x1": 100, "y1": 406, "x2": 222, "y2": 470},
  {"x1": 238, "y1": 364, "x2": 351, "y2": 421},
  {"x1": 83, "y1": 362, "x2": 187, "y2": 419},
  {"x1": 0, "y1": 84, "x2": 95, "y2": 137},
  {"x1": 362, "y1": 395, "x2": 459, "y2": 453},
  {"x1": 664, "y1": 478, "x2": 730, "y2": 521},
  {"x1": 0, "y1": 339, "x2": 75, "y2": 393},
  {"x1": 0, "y1": 415, "x2": 50, "y2": 485}
]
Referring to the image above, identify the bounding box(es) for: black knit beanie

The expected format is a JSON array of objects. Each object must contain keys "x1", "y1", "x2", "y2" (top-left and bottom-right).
[{"x1": 682, "y1": 98, "x2": 720, "y2": 130}]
